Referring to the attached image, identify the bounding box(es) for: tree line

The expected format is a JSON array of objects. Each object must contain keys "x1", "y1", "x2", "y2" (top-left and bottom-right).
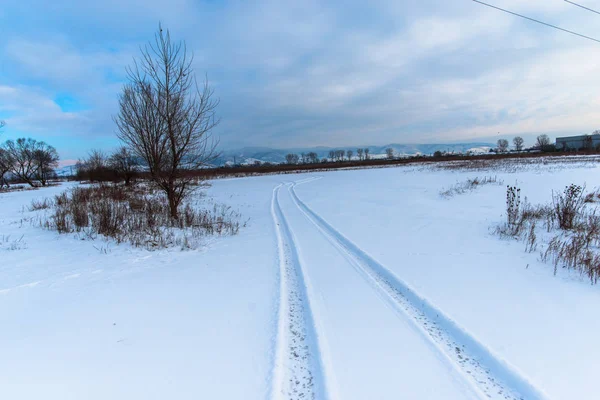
[
  {"x1": 0, "y1": 126, "x2": 60, "y2": 189},
  {"x1": 285, "y1": 148, "x2": 375, "y2": 164},
  {"x1": 75, "y1": 147, "x2": 140, "y2": 186},
  {"x1": 495, "y1": 134, "x2": 552, "y2": 153}
]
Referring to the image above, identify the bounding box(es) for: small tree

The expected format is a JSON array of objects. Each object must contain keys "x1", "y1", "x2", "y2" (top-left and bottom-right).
[
  {"x1": 77, "y1": 149, "x2": 112, "y2": 183},
  {"x1": 115, "y1": 25, "x2": 219, "y2": 220},
  {"x1": 328, "y1": 150, "x2": 335, "y2": 161},
  {"x1": 536, "y1": 134, "x2": 551, "y2": 150},
  {"x1": 385, "y1": 148, "x2": 394, "y2": 159},
  {"x1": 33, "y1": 142, "x2": 59, "y2": 186},
  {"x1": 357, "y1": 148, "x2": 364, "y2": 161},
  {"x1": 109, "y1": 147, "x2": 139, "y2": 185},
  {"x1": 513, "y1": 136, "x2": 524, "y2": 151},
  {"x1": 364, "y1": 148, "x2": 370, "y2": 160},
  {"x1": 0, "y1": 147, "x2": 12, "y2": 188},
  {"x1": 583, "y1": 135, "x2": 593, "y2": 151},
  {"x1": 497, "y1": 139, "x2": 509, "y2": 153},
  {"x1": 3, "y1": 138, "x2": 38, "y2": 186},
  {"x1": 285, "y1": 153, "x2": 299, "y2": 164},
  {"x1": 307, "y1": 152, "x2": 319, "y2": 163},
  {"x1": 347, "y1": 150, "x2": 353, "y2": 161}
]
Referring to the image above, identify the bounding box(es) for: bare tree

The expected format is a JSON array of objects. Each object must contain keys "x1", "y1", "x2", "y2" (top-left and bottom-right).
[
  {"x1": 87, "y1": 149, "x2": 107, "y2": 171},
  {"x1": 328, "y1": 150, "x2": 335, "y2": 161},
  {"x1": 364, "y1": 148, "x2": 370, "y2": 160},
  {"x1": 336, "y1": 150, "x2": 345, "y2": 161},
  {"x1": 0, "y1": 147, "x2": 12, "y2": 188},
  {"x1": 357, "y1": 148, "x2": 363, "y2": 161},
  {"x1": 3, "y1": 138, "x2": 38, "y2": 186},
  {"x1": 114, "y1": 24, "x2": 219, "y2": 219},
  {"x1": 33, "y1": 142, "x2": 59, "y2": 186},
  {"x1": 347, "y1": 150, "x2": 353, "y2": 161},
  {"x1": 109, "y1": 147, "x2": 139, "y2": 185},
  {"x1": 385, "y1": 148, "x2": 394, "y2": 159},
  {"x1": 535, "y1": 134, "x2": 551, "y2": 150},
  {"x1": 76, "y1": 149, "x2": 110, "y2": 183},
  {"x1": 285, "y1": 153, "x2": 299, "y2": 164},
  {"x1": 513, "y1": 136, "x2": 524, "y2": 151},
  {"x1": 307, "y1": 152, "x2": 319, "y2": 163},
  {"x1": 583, "y1": 135, "x2": 593, "y2": 150},
  {"x1": 497, "y1": 139, "x2": 509, "y2": 153}
]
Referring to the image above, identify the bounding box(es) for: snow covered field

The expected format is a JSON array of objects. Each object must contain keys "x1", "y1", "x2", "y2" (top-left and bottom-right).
[{"x1": 2, "y1": 158, "x2": 600, "y2": 400}]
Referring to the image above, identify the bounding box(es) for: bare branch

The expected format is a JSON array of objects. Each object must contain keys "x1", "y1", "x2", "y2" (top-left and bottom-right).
[{"x1": 114, "y1": 25, "x2": 220, "y2": 219}]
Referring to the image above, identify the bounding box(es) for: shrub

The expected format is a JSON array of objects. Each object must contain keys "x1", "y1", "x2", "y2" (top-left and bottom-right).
[
  {"x1": 552, "y1": 184, "x2": 585, "y2": 230},
  {"x1": 542, "y1": 227, "x2": 600, "y2": 284},
  {"x1": 38, "y1": 184, "x2": 242, "y2": 249},
  {"x1": 495, "y1": 183, "x2": 600, "y2": 284},
  {"x1": 29, "y1": 198, "x2": 53, "y2": 211}
]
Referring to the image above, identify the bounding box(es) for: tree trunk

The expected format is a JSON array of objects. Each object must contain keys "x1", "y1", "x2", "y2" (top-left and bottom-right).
[{"x1": 167, "y1": 185, "x2": 179, "y2": 220}]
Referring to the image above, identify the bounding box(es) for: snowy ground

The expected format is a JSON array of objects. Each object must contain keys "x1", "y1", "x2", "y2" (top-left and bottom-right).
[{"x1": 2, "y1": 158, "x2": 600, "y2": 399}]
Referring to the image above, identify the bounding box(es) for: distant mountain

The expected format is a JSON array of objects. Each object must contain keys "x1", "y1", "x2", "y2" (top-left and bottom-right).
[
  {"x1": 55, "y1": 165, "x2": 77, "y2": 177},
  {"x1": 215, "y1": 143, "x2": 494, "y2": 165}
]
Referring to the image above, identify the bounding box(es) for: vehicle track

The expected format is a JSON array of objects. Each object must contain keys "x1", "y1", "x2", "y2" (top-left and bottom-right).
[
  {"x1": 270, "y1": 184, "x2": 328, "y2": 400},
  {"x1": 288, "y1": 180, "x2": 549, "y2": 400}
]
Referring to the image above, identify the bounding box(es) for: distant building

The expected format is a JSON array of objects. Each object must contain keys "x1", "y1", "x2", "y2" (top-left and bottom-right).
[{"x1": 555, "y1": 134, "x2": 600, "y2": 150}]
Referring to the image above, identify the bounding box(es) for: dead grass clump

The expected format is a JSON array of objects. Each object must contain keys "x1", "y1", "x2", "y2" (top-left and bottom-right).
[
  {"x1": 41, "y1": 184, "x2": 242, "y2": 249},
  {"x1": 552, "y1": 184, "x2": 585, "y2": 230},
  {"x1": 542, "y1": 227, "x2": 600, "y2": 284},
  {"x1": 440, "y1": 175, "x2": 503, "y2": 198},
  {"x1": 495, "y1": 183, "x2": 600, "y2": 284},
  {"x1": 28, "y1": 198, "x2": 53, "y2": 211},
  {"x1": 0, "y1": 235, "x2": 27, "y2": 251},
  {"x1": 584, "y1": 190, "x2": 600, "y2": 203}
]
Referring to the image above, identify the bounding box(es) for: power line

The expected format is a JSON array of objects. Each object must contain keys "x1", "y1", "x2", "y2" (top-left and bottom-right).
[
  {"x1": 564, "y1": 0, "x2": 600, "y2": 16},
  {"x1": 472, "y1": 0, "x2": 600, "y2": 44}
]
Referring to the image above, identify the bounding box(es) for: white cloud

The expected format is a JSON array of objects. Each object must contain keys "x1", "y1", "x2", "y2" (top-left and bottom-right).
[{"x1": 3, "y1": 0, "x2": 600, "y2": 153}]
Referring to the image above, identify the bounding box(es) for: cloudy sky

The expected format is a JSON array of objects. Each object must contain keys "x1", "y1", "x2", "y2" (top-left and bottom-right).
[{"x1": 2, "y1": 0, "x2": 600, "y2": 163}]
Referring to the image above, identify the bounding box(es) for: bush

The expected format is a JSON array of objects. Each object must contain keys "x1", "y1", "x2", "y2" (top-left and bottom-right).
[
  {"x1": 495, "y1": 183, "x2": 600, "y2": 284},
  {"x1": 542, "y1": 221, "x2": 600, "y2": 285},
  {"x1": 38, "y1": 184, "x2": 242, "y2": 249},
  {"x1": 553, "y1": 184, "x2": 585, "y2": 230}
]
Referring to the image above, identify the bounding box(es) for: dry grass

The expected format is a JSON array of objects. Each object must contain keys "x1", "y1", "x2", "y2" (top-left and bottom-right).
[
  {"x1": 436, "y1": 155, "x2": 600, "y2": 173},
  {"x1": 0, "y1": 234, "x2": 27, "y2": 251},
  {"x1": 37, "y1": 184, "x2": 243, "y2": 250},
  {"x1": 495, "y1": 184, "x2": 600, "y2": 284},
  {"x1": 28, "y1": 198, "x2": 53, "y2": 211},
  {"x1": 439, "y1": 176, "x2": 503, "y2": 198},
  {"x1": 584, "y1": 190, "x2": 600, "y2": 204},
  {"x1": 0, "y1": 185, "x2": 39, "y2": 193}
]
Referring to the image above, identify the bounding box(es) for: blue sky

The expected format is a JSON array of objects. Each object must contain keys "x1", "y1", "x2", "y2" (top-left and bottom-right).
[{"x1": 2, "y1": 0, "x2": 600, "y2": 163}]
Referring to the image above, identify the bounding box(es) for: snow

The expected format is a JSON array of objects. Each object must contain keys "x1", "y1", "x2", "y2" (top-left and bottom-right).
[{"x1": 2, "y1": 158, "x2": 600, "y2": 399}]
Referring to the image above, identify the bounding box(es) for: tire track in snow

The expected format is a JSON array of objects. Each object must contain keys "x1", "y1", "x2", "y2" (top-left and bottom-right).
[
  {"x1": 270, "y1": 184, "x2": 329, "y2": 400},
  {"x1": 288, "y1": 181, "x2": 549, "y2": 400}
]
